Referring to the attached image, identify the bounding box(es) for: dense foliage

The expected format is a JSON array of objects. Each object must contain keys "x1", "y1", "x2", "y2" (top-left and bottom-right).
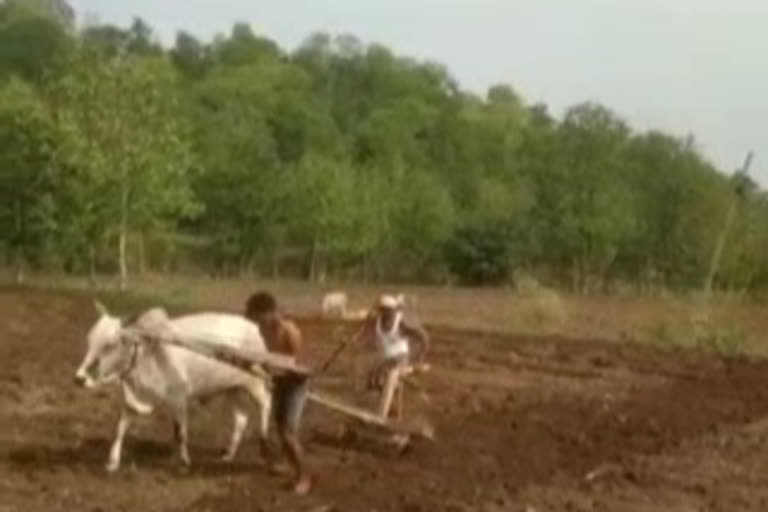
[{"x1": 0, "y1": 1, "x2": 765, "y2": 291}]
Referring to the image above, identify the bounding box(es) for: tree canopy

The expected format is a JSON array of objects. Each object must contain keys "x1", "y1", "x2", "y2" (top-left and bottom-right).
[{"x1": 0, "y1": 1, "x2": 765, "y2": 292}]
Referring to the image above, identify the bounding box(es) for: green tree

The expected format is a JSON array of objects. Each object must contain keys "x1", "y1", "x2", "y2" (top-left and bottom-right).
[
  {"x1": 0, "y1": 78, "x2": 60, "y2": 281},
  {"x1": 0, "y1": 5, "x2": 764, "y2": 292},
  {"x1": 49, "y1": 51, "x2": 200, "y2": 288},
  {"x1": 287, "y1": 155, "x2": 372, "y2": 281},
  {"x1": 0, "y1": 0, "x2": 74, "y2": 82}
]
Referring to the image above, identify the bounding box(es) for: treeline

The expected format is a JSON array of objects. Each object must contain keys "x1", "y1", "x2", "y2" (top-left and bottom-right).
[{"x1": 0, "y1": 0, "x2": 765, "y2": 291}]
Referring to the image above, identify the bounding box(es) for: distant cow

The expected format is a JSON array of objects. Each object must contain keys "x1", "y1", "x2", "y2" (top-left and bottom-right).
[
  {"x1": 321, "y1": 291, "x2": 348, "y2": 318},
  {"x1": 322, "y1": 292, "x2": 412, "y2": 321},
  {"x1": 74, "y1": 302, "x2": 272, "y2": 472}
]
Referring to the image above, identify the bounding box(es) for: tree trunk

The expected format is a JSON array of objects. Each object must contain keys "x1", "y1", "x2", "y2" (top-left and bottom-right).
[
  {"x1": 246, "y1": 254, "x2": 257, "y2": 276},
  {"x1": 118, "y1": 186, "x2": 128, "y2": 290},
  {"x1": 14, "y1": 249, "x2": 24, "y2": 285},
  {"x1": 317, "y1": 264, "x2": 327, "y2": 284},
  {"x1": 704, "y1": 200, "x2": 737, "y2": 297},
  {"x1": 705, "y1": 151, "x2": 753, "y2": 298},
  {"x1": 118, "y1": 229, "x2": 127, "y2": 290},
  {"x1": 13, "y1": 200, "x2": 24, "y2": 285},
  {"x1": 88, "y1": 243, "x2": 96, "y2": 288},
  {"x1": 137, "y1": 232, "x2": 146, "y2": 275}
]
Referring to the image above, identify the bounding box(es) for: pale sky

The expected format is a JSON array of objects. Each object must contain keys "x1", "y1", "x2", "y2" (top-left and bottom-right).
[{"x1": 68, "y1": 0, "x2": 768, "y2": 184}]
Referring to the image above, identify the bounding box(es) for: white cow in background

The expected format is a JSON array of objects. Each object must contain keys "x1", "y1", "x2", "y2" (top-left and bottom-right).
[
  {"x1": 321, "y1": 291, "x2": 348, "y2": 318},
  {"x1": 74, "y1": 301, "x2": 272, "y2": 472},
  {"x1": 321, "y1": 291, "x2": 411, "y2": 320}
]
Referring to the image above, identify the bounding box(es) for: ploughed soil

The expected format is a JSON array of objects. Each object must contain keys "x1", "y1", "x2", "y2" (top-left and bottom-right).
[{"x1": 3, "y1": 287, "x2": 768, "y2": 511}]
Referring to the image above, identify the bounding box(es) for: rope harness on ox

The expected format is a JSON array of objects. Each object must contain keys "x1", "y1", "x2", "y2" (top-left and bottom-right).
[{"x1": 118, "y1": 340, "x2": 141, "y2": 380}]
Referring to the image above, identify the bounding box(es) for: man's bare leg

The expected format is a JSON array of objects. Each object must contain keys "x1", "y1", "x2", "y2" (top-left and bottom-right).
[
  {"x1": 395, "y1": 381, "x2": 404, "y2": 420},
  {"x1": 273, "y1": 373, "x2": 312, "y2": 494},
  {"x1": 376, "y1": 361, "x2": 411, "y2": 450},
  {"x1": 279, "y1": 432, "x2": 312, "y2": 495},
  {"x1": 378, "y1": 362, "x2": 402, "y2": 419},
  {"x1": 367, "y1": 360, "x2": 383, "y2": 391}
]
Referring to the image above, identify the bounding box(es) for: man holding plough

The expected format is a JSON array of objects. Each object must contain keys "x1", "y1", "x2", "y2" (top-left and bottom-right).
[
  {"x1": 321, "y1": 294, "x2": 430, "y2": 420},
  {"x1": 127, "y1": 291, "x2": 428, "y2": 494},
  {"x1": 358, "y1": 294, "x2": 430, "y2": 419}
]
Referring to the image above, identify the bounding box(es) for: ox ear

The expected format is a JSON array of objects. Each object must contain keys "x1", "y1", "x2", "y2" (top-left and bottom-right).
[{"x1": 93, "y1": 299, "x2": 109, "y2": 317}]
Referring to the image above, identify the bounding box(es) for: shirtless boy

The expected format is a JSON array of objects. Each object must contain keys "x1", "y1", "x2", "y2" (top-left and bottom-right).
[{"x1": 245, "y1": 291, "x2": 312, "y2": 495}]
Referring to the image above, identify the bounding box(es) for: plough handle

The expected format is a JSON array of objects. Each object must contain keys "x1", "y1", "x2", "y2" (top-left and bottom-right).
[
  {"x1": 318, "y1": 322, "x2": 367, "y2": 374},
  {"x1": 319, "y1": 340, "x2": 348, "y2": 373}
]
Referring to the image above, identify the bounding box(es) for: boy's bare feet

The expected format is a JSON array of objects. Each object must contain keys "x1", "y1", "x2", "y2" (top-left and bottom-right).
[{"x1": 290, "y1": 473, "x2": 313, "y2": 495}]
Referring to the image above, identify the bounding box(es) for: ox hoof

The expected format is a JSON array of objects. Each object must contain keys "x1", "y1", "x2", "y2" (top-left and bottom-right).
[
  {"x1": 219, "y1": 452, "x2": 236, "y2": 463},
  {"x1": 179, "y1": 446, "x2": 191, "y2": 466},
  {"x1": 105, "y1": 461, "x2": 120, "y2": 473},
  {"x1": 390, "y1": 433, "x2": 411, "y2": 454}
]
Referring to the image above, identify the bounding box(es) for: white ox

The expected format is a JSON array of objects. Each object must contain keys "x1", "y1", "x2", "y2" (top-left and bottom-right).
[{"x1": 74, "y1": 301, "x2": 271, "y2": 472}]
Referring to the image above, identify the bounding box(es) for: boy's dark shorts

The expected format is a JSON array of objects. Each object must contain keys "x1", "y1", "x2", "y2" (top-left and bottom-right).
[{"x1": 272, "y1": 371, "x2": 310, "y2": 435}]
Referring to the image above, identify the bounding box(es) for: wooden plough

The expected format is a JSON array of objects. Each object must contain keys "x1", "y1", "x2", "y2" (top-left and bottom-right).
[
  {"x1": 308, "y1": 390, "x2": 435, "y2": 440},
  {"x1": 308, "y1": 362, "x2": 435, "y2": 443},
  {"x1": 126, "y1": 321, "x2": 435, "y2": 444}
]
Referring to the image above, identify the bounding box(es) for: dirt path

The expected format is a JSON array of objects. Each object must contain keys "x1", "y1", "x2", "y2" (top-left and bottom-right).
[{"x1": 2, "y1": 288, "x2": 768, "y2": 511}]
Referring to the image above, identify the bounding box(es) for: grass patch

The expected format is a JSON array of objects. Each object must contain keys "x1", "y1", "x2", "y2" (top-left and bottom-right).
[
  {"x1": 641, "y1": 311, "x2": 750, "y2": 358},
  {"x1": 690, "y1": 310, "x2": 749, "y2": 358},
  {"x1": 0, "y1": 277, "x2": 193, "y2": 317},
  {"x1": 513, "y1": 273, "x2": 568, "y2": 330}
]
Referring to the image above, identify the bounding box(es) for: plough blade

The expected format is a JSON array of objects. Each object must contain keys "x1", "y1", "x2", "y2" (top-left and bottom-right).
[{"x1": 308, "y1": 391, "x2": 435, "y2": 441}]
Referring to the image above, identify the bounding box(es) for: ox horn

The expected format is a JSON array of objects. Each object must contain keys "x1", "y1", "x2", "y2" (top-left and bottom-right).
[{"x1": 93, "y1": 299, "x2": 109, "y2": 316}]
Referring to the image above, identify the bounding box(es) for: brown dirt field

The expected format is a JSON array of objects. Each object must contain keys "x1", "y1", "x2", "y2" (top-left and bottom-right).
[{"x1": 3, "y1": 287, "x2": 768, "y2": 511}]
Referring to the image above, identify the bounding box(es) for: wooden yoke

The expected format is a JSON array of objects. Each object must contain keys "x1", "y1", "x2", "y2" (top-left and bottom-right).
[
  {"x1": 121, "y1": 307, "x2": 311, "y2": 378},
  {"x1": 159, "y1": 335, "x2": 312, "y2": 376}
]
